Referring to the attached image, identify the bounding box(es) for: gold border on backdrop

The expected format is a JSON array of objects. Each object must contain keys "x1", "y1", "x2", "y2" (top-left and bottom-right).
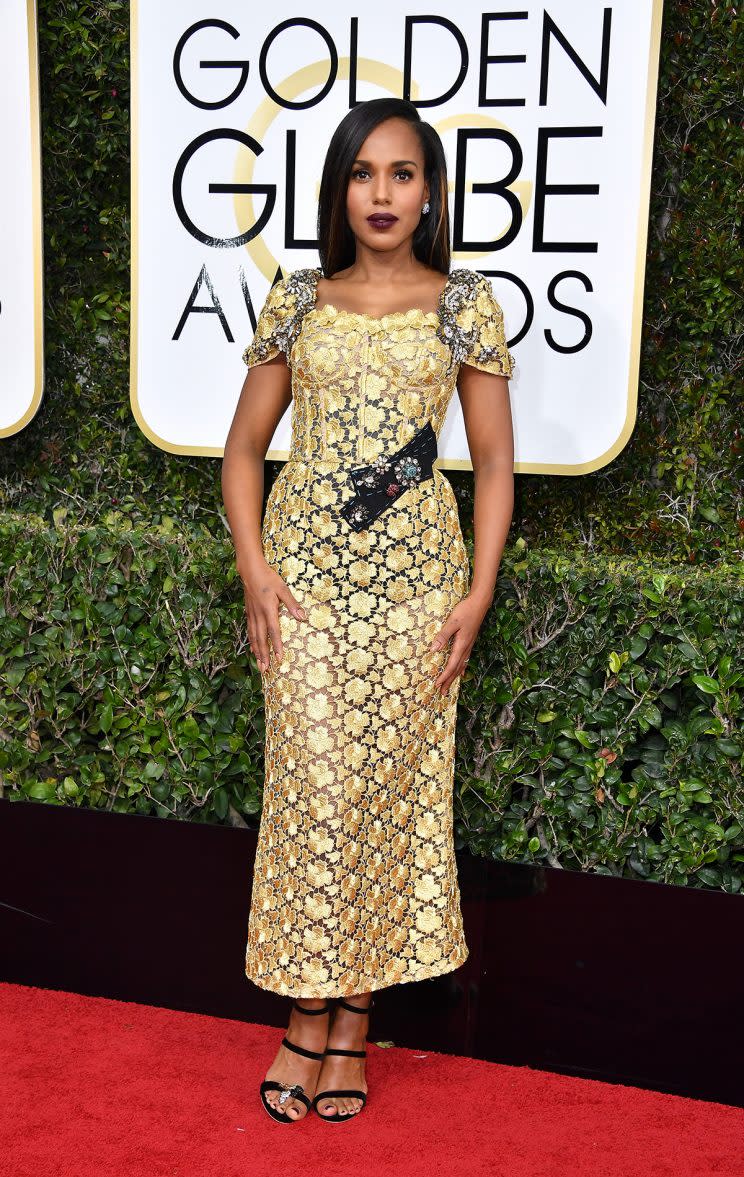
[
  {"x1": 1, "y1": 0, "x2": 44, "y2": 438},
  {"x1": 129, "y1": 0, "x2": 665, "y2": 473}
]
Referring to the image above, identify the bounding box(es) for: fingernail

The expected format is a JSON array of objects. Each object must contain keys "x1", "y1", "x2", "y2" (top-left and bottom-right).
[{"x1": 296, "y1": 608, "x2": 306, "y2": 619}]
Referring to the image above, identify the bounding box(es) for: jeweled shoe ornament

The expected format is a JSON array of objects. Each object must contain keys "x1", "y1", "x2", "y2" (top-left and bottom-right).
[{"x1": 278, "y1": 1083, "x2": 305, "y2": 1106}]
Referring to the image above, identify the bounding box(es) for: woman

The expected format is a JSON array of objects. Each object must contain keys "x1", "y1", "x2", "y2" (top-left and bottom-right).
[{"x1": 221, "y1": 96, "x2": 515, "y2": 1125}]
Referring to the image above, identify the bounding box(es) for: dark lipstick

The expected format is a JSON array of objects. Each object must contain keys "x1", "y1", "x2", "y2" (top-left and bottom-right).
[{"x1": 367, "y1": 213, "x2": 398, "y2": 231}]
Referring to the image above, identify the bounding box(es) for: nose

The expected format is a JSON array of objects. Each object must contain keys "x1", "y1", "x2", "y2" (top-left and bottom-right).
[{"x1": 371, "y1": 174, "x2": 392, "y2": 204}]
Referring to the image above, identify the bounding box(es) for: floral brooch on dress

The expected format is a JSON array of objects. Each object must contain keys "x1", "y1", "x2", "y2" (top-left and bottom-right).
[{"x1": 339, "y1": 420, "x2": 438, "y2": 532}]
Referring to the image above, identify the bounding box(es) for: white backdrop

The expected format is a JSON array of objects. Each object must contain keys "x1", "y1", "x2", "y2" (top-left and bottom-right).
[
  {"x1": 131, "y1": 1, "x2": 664, "y2": 472},
  {"x1": 0, "y1": 0, "x2": 43, "y2": 438}
]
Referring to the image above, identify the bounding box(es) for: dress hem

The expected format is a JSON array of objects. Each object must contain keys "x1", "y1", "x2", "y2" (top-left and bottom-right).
[{"x1": 244, "y1": 942, "x2": 469, "y2": 1000}]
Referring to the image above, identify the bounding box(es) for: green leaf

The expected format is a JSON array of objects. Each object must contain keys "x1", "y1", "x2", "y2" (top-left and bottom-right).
[
  {"x1": 716, "y1": 740, "x2": 741, "y2": 757},
  {"x1": 697, "y1": 506, "x2": 720, "y2": 523},
  {"x1": 28, "y1": 781, "x2": 57, "y2": 800},
  {"x1": 181, "y1": 716, "x2": 200, "y2": 741},
  {"x1": 574, "y1": 730, "x2": 595, "y2": 749}
]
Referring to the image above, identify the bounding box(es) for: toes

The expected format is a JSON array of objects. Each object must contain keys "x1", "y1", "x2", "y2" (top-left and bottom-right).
[
  {"x1": 318, "y1": 1095, "x2": 365, "y2": 1117},
  {"x1": 266, "y1": 1092, "x2": 296, "y2": 1117}
]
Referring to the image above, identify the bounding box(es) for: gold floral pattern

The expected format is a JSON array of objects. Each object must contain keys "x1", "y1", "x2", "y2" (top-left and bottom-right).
[{"x1": 242, "y1": 267, "x2": 512, "y2": 997}]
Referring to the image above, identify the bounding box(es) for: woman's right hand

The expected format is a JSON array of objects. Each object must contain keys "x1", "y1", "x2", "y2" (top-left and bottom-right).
[{"x1": 239, "y1": 558, "x2": 306, "y2": 672}]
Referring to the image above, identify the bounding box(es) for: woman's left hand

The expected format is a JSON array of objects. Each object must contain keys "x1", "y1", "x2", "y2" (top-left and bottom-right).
[{"x1": 428, "y1": 590, "x2": 493, "y2": 695}]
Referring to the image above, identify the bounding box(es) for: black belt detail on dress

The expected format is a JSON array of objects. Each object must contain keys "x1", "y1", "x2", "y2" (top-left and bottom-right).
[{"x1": 339, "y1": 420, "x2": 438, "y2": 532}]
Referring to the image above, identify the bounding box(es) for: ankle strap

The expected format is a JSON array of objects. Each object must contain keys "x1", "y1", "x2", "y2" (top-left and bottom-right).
[
  {"x1": 282, "y1": 1036, "x2": 325, "y2": 1061},
  {"x1": 337, "y1": 997, "x2": 373, "y2": 1014},
  {"x1": 293, "y1": 1000, "x2": 331, "y2": 1015}
]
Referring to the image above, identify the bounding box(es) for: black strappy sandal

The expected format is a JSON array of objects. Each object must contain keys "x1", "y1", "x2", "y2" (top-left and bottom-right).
[
  {"x1": 312, "y1": 997, "x2": 373, "y2": 1123},
  {"x1": 259, "y1": 1000, "x2": 331, "y2": 1123}
]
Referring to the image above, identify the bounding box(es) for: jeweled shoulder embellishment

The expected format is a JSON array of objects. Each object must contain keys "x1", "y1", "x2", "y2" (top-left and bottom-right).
[
  {"x1": 244, "y1": 267, "x2": 321, "y2": 365},
  {"x1": 435, "y1": 268, "x2": 484, "y2": 368},
  {"x1": 280, "y1": 267, "x2": 321, "y2": 359}
]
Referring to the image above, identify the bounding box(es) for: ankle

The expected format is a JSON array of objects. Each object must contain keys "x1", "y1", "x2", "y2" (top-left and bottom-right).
[{"x1": 328, "y1": 1017, "x2": 368, "y2": 1046}]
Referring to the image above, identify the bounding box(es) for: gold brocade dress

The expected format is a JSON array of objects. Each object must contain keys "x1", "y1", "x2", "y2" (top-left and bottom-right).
[{"x1": 241, "y1": 266, "x2": 514, "y2": 998}]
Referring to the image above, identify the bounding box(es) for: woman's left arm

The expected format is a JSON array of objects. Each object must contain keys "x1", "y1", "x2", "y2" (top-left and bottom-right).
[{"x1": 429, "y1": 366, "x2": 515, "y2": 694}]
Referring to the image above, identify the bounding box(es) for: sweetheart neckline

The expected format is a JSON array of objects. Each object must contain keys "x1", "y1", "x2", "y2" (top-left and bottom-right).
[
  {"x1": 306, "y1": 303, "x2": 441, "y2": 326},
  {"x1": 307, "y1": 267, "x2": 451, "y2": 326}
]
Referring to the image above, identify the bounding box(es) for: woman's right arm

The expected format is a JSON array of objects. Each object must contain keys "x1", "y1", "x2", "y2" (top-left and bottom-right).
[{"x1": 221, "y1": 353, "x2": 306, "y2": 671}]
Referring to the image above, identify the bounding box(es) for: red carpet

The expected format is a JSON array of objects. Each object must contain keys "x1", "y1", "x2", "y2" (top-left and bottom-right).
[{"x1": 1, "y1": 983, "x2": 741, "y2": 1177}]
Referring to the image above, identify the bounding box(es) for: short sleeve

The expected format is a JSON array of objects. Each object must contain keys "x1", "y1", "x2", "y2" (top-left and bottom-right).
[
  {"x1": 456, "y1": 274, "x2": 515, "y2": 378},
  {"x1": 241, "y1": 277, "x2": 293, "y2": 369}
]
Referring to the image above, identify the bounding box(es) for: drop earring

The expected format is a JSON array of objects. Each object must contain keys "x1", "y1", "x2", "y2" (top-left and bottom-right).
[{"x1": 422, "y1": 201, "x2": 430, "y2": 214}]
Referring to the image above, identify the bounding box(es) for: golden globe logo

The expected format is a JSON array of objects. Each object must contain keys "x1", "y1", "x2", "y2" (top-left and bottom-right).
[{"x1": 131, "y1": 3, "x2": 664, "y2": 470}]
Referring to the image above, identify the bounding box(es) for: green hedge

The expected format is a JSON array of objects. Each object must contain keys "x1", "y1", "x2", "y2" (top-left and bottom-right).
[{"x1": 1, "y1": 519, "x2": 741, "y2": 892}]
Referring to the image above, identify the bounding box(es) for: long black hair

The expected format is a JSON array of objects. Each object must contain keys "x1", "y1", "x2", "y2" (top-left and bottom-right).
[{"x1": 317, "y1": 98, "x2": 450, "y2": 278}]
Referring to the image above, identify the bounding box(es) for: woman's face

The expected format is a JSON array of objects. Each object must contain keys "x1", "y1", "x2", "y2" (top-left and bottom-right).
[{"x1": 345, "y1": 117, "x2": 429, "y2": 253}]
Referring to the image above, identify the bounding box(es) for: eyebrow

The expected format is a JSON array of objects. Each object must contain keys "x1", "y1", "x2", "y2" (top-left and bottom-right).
[{"x1": 352, "y1": 159, "x2": 419, "y2": 167}]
